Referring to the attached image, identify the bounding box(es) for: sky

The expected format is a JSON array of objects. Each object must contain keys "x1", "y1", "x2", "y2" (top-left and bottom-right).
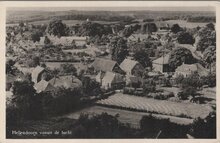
[{"x1": 8, "y1": 7, "x2": 215, "y2": 12}]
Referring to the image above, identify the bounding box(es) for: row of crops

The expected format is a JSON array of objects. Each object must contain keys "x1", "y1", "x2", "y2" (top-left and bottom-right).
[{"x1": 96, "y1": 93, "x2": 213, "y2": 119}]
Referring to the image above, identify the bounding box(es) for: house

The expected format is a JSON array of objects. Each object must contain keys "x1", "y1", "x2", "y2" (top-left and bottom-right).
[
  {"x1": 174, "y1": 63, "x2": 209, "y2": 77},
  {"x1": 152, "y1": 53, "x2": 171, "y2": 73},
  {"x1": 127, "y1": 34, "x2": 149, "y2": 42},
  {"x1": 91, "y1": 58, "x2": 125, "y2": 74},
  {"x1": 31, "y1": 66, "x2": 46, "y2": 83},
  {"x1": 120, "y1": 59, "x2": 144, "y2": 77},
  {"x1": 156, "y1": 22, "x2": 170, "y2": 32},
  {"x1": 49, "y1": 75, "x2": 82, "y2": 89},
  {"x1": 96, "y1": 71, "x2": 125, "y2": 90},
  {"x1": 39, "y1": 36, "x2": 88, "y2": 47},
  {"x1": 34, "y1": 80, "x2": 55, "y2": 93}
]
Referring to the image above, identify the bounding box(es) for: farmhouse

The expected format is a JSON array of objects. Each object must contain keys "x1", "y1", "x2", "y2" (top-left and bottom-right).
[
  {"x1": 31, "y1": 66, "x2": 46, "y2": 83},
  {"x1": 49, "y1": 75, "x2": 82, "y2": 89},
  {"x1": 95, "y1": 71, "x2": 125, "y2": 90},
  {"x1": 92, "y1": 58, "x2": 124, "y2": 74},
  {"x1": 152, "y1": 53, "x2": 171, "y2": 73},
  {"x1": 34, "y1": 80, "x2": 55, "y2": 93},
  {"x1": 174, "y1": 63, "x2": 209, "y2": 77},
  {"x1": 120, "y1": 59, "x2": 144, "y2": 77}
]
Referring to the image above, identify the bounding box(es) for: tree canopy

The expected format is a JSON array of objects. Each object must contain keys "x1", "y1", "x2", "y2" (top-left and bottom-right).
[
  {"x1": 133, "y1": 48, "x2": 152, "y2": 68},
  {"x1": 171, "y1": 24, "x2": 182, "y2": 34},
  {"x1": 177, "y1": 32, "x2": 195, "y2": 45},
  {"x1": 47, "y1": 19, "x2": 69, "y2": 37},
  {"x1": 169, "y1": 47, "x2": 196, "y2": 71},
  {"x1": 109, "y1": 36, "x2": 129, "y2": 64}
]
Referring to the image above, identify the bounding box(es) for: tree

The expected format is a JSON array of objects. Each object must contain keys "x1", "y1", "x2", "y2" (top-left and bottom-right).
[
  {"x1": 31, "y1": 31, "x2": 42, "y2": 43},
  {"x1": 206, "y1": 23, "x2": 215, "y2": 31},
  {"x1": 168, "y1": 47, "x2": 196, "y2": 71},
  {"x1": 196, "y1": 27, "x2": 215, "y2": 52},
  {"x1": 142, "y1": 23, "x2": 157, "y2": 34},
  {"x1": 11, "y1": 80, "x2": 42, "y2": 120},
  {"x1": 81, "y1": 76, "x2": 101, "y2": 96},
  {"x1": 74, "y1": 113, "x2": 131, "y2": 138},
  {"x1": 142, "y1": 79, "x2": 156, "y2": 95},
  {"x1": 178, "y1": 86, "x2": 197, "y2": 100},
  {"x1": 109, "y1": 36, "x2": 129, "y2": 64},
  {"x1": 189, "y1": 111, "x2": 216, "y2": 138},
  {"x1": 171, "y1": 24, "x2": 182, "y2": 34},
  {"x1": 177, "y1": 32, "x2": 195, "y2": 45},
  {"x1": 203, "y1": 45, "x2": 216, "y2": 71},
  {"x1": 140, "y1": 114, "x2": 170, "y2": 138},
  {"x1": 60, "y1": 63, "x2": 77, "y2": 76},
  {"x1": 44, "y1": 36, "x2": 51, "y2": 45},
  {"x1": 19, "y1": 21, "x2": 24, "y2": 27},
  {"x1": 28, "y1": 56, "x2": 40, "y2": 67},
  {"x1": 122, "y1": 26, "x2": 134, "y2": 37},
  {"x1": 6, "y1": 59, "x2": 15, "y2": 74},
  {"x1": 47, "y1": 19, "x2": 69, "y2": 37},
  {"x1": 133, "y1": 49, "x2": 152, "y2": 68}
]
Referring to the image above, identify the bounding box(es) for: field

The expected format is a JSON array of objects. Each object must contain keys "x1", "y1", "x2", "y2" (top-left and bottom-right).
[
  {"x1": 96, "y1": 93, "x2": 213, "y2": 119},
  {"x1": 63, "y1": 105, "x2": 193, "y2": 128},
  {"x1": 165, "y1": 20, "x2": 212, "y2": 28},
  {"x1": 6, "y1": 20, "x2": 119, "y2": 27}
]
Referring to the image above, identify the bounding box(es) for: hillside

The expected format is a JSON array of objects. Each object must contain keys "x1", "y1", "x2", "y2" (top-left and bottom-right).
[{"x1": 6, "y1": 10, "x2": 215, "y2": 24}]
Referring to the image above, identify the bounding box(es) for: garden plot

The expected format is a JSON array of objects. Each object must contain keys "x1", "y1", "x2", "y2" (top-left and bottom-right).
[{"x1": 96, "y1": 93, "x2": 213, "y2": 119}]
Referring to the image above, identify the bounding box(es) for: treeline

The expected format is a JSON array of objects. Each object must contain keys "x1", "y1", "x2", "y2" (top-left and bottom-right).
[
  {"x1": 7, "y1": 112, "x2": 216, "y2": 138},
  {"x1": 187, "y1": 16, "x2": 216, "y2": 23},
  {"x1": 158, "y1": 15, "x2": 215, "y2": 23},
  {"x1": 53, "y1": 14, "x2": 134, "y2": 22}
]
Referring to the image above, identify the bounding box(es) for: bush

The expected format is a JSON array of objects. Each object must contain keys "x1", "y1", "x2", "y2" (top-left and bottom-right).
[
  {"x1": 189, "y1": 112, "x2": 216, "y2": 138},
  {"x1": 140, "y1": 115, "x2": 190, "y2": 138}
]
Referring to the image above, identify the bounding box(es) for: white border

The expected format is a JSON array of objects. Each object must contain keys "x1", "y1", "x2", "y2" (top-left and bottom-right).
[{"x1": 0, "y1": 1, "x2": 219, "y2": 143}]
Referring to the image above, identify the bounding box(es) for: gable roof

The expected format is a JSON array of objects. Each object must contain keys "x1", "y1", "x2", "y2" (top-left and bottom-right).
[
  {"x1": 152, "y1": 53, "x2": 171, "y2": 65},
  {"x1": 120, "y1": 59, "x2": 140, "y2": 73},
  {"x1": 49, "y1": 75, "x2": 82, "y2": 89},
  {"x1": 34, "y1": 80, "x2": 55, "y2": 93},
  {"x1": 175, "y1": 63, "x2": 209, "y2": 76},
  {"x1": 128, "y1": 34, "x2": 149, "y2": 42},
  {"x1": 102, "y1": 71, "x2": 125, "y2": 84},
  {"x1": 31, "y1": 66, "x2": 45, "y2": 83},
  {"x1": 92, "y1": 58, "x2": 118, "y2": 72}
]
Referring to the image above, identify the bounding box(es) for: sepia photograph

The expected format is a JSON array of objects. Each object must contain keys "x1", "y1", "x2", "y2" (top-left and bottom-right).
[{"x1": 4, "y1": 2, "x2": 216, "y2": 139}]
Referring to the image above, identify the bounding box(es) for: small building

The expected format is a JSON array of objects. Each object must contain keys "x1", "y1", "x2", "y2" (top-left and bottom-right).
[
  {"x1": 120, "y1": 59, "x2": 144, "y2": 77},
  {"x1": 91, "y1": 58, "x2": 124, "y2": 74},
  {"x1": 48, "y1": 75, "x2": 82, "y2": 89},
  {"x1": 95, "y1": 71, "x2": 125, "y2": 90},
  {"x1": 152, "y1": 53, "x2": 171, "y2": 73},
  {"x1": 156, "y1": 22, "x2": 170, "y2": 32},
  {"x1": 127, "y1": 34, "x2": 149, "y2": 42},
  {"x1": 31, "y1": 66, "x2": 46, "y2": 83},
  {"x1": 34, "y1": 80, "x2": 55, "y2": 93},
  {"x1": 174, "y1": 63, "x2": 209, "y2": 77}
]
